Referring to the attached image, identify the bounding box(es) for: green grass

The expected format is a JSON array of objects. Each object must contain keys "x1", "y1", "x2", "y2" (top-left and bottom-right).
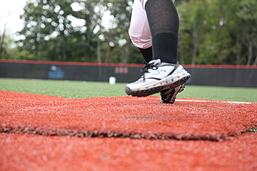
[
  {"x1": 0, "y1": 78, "x2": 127, "y2": 98},
  {"x1": 0, "y1": 78, "x2": 256, "y2": 102}
]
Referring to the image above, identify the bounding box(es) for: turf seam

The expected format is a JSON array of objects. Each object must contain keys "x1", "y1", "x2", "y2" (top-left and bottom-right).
[
  {"x1": 1, "y1": 125, "x2": 256, "y2": 142},
  {"x1": 1, "y1": 91, "x2": 257, "y2": 143}
]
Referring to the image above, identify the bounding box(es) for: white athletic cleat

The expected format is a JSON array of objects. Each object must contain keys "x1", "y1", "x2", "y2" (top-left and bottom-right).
[
  {"x1": 160, "y1": 84, "x2": 185, "y2": 104},
  {"x1": 125, "y1": 59, "x2": 190, "y2": 97}
]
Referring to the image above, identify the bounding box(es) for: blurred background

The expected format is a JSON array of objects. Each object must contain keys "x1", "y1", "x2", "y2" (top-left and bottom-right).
[
  {"x1": 1, "y1": 0, "x2": 257, "y2": 65},
  {"x1": 0, "y1": 0, "x2": 256, "y2": 87}
]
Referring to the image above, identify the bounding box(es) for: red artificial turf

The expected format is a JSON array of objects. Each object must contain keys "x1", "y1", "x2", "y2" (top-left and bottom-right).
[
  {"x1": 1, "y1": 90, "x2": 256, "y2": 140},
  {"x1": 0, "y1": 90, "x2": 257, "y2": 170}
]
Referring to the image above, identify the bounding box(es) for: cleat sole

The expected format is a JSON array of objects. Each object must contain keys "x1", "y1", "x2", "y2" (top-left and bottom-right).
[{"x1": 125, "y1": 75, "x2": 190, "y2": 97}]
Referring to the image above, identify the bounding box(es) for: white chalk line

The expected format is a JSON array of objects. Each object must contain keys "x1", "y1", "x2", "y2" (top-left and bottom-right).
[
  {"x1": 176, "y1": 99, "x2": 252, "y2": 105},
  {"x1": 141, "y1": 97, "x2": 253, "y2": 105}
]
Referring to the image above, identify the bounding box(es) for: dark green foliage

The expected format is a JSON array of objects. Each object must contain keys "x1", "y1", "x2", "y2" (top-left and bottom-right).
[
  {"x1": 3, "y1": 0, "x2": 257, "y2": 65},
  {"x1": 177, "y1": 0, "x2": 257, "y2": 65}
]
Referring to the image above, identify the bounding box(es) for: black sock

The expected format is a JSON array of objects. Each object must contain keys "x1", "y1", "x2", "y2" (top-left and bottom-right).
[
  {"x1": 139, "y1": 47, "x2": 153, "y2": 63},
  {"x1": 145, "y1": 0, "x2": 179, "y2": 64}
]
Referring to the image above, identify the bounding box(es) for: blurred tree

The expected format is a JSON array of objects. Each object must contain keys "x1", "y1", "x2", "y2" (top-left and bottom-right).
[
  {"x1": 95, "y1": 0, "x2": 142, "y2": 64},
  {"x1": 196, "y1": 0, "x2": 240, "y2": 65},
  {"x1": 177, "y1": 0, "x2": 208, "y2": 65},
  {"x1": 0, "y1": 16, "x2": 8, "y2": 59},
  {"x1": 18, "y1": 0, "x2": 103, "y2": 62},
  {"x1": 17, "y1": 0, "x2": 142, "y2": 63},
  {"x1": 0, "y1": 29, "x2": 7, "y2": 59},
  {"x1": 177, "y1": 0, "x2": 257, "y2": 65},
  {"x1": 237, "y1": 0, "x2": 257, "y2": 65},
  {"x1": 13, "y1": 0, "x2": 257, "y2": 65}
]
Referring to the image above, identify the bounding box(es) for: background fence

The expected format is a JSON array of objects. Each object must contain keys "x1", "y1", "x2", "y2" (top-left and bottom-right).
[{"x1": 0, "y1": 60, "x2": 256, "y2": 87}]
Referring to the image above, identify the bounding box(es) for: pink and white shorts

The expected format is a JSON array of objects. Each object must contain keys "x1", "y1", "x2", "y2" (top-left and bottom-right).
[{"x1": 129, "y1": 0, "x2": 175, "y2": 49}]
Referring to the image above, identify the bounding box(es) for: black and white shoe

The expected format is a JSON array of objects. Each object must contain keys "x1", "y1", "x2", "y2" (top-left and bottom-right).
[
  {"x1": 160, "y1": 84, "x2": 185, "y2": 104},
  {"x1": 125, "y1": 59, "x2": 190, "y2": 97}
]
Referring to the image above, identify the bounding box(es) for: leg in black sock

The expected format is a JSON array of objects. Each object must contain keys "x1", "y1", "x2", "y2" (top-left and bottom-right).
[
  {"x1": 139, "y1": 47, "x2": 153, "y2": 63},
  {"x1": 145, "y1": 0, "x2": 179, "y2": 64}
]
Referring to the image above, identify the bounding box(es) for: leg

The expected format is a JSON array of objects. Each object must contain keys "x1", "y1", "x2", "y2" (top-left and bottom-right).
[
  {"x1": 129, "y1": 0, "x2": 152, "y2": 50},
  {"x1": 129, "y1": 0, "x2": 178, "y2": 63},
  {"x1": 125, "y1": 0, "x2": 190, "y2": 98},
  {"x1": 145, "y1": 0, "x2": 179, "y2": 64},
  {"x1": 129, "y1": 0, "x2": 153, "y2": 63}
]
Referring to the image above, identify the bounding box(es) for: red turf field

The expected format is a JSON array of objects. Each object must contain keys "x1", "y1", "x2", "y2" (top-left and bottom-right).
[{"x1": 0, "y1": 90, "x2": 257, "y2": 170}]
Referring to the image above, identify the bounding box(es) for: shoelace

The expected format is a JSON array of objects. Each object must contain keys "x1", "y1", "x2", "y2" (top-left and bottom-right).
[{"x1": 140, "y1": 62, "x2": 159, "y2": 81}]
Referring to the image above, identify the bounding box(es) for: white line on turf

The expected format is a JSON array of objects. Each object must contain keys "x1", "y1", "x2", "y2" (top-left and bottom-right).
[
  {"x1": 140, "y1": 97, "x2": 253, "y2": 104},
  {"x1": 176, "y1": 99, "x2": 252, "y2": 104}
]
